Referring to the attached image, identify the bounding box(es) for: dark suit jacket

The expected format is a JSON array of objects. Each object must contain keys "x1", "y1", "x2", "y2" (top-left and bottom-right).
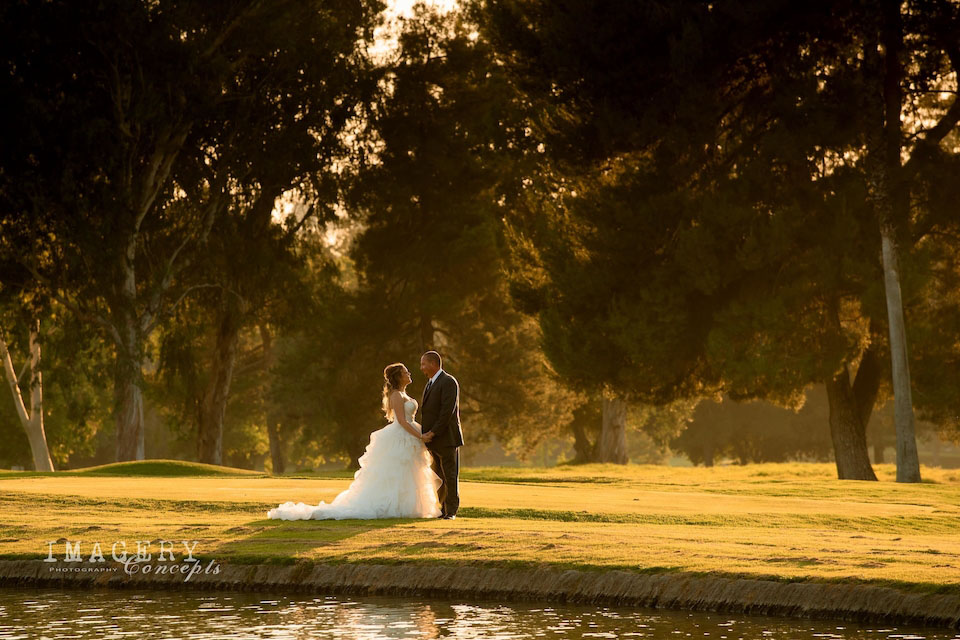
[{"x1": 417, "y1": 370, "x2": 464, "y2": 449}]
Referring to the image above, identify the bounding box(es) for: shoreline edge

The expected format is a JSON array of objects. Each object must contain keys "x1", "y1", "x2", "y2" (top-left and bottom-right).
[{"x1": 0, "y1": 560, "x2": 958, "y2": 629}]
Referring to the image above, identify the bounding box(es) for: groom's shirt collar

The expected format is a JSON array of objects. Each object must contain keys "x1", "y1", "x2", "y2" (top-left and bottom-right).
[{"x1": 428, "y1": 369, "x2": 443, "y2": 385}]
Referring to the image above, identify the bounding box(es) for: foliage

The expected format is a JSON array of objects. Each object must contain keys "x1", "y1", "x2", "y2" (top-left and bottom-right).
[
  {"x1": 482, "y1": 0, "x2": 960, "y2": 477},
  {"x1": 0, "y1": 301, "x2": 112, "y2": 469},
  {"x1": 338, "y1": 5, "x2": 577, "y2": 462},
  {"x1": 672, "y1": 390, "x2": 834, "y2": 466},
  {"x1": 0, "y1": 0, "x2": 384, "y2": 460}
]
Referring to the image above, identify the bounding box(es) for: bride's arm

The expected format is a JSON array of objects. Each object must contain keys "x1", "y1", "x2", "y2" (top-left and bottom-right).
[{"x1": 390, "y1": 392, "x2": 425, "y2": 440}]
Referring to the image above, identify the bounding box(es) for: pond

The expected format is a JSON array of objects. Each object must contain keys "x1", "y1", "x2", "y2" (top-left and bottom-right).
[{"x1": 0, "y1": 588, "x2": 957, "y2": 639}]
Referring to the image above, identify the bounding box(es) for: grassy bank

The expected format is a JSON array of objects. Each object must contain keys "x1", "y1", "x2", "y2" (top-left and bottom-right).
[{"x1": 1, "y1": 460, "x2": 959, "y2": 595}]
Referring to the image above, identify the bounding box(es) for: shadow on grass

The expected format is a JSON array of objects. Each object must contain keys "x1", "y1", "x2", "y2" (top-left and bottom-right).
[
  {"x1": 277, "y1": 469, "x2": 624, "y2": 485},
  {"x1": 208, "y1": 517, "x2": 417, "y2": 565}
]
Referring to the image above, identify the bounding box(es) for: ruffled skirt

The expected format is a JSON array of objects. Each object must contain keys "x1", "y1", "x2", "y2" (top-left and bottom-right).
[{"x1": 267, "y1": 421, "x2": 442, "y2": 520}]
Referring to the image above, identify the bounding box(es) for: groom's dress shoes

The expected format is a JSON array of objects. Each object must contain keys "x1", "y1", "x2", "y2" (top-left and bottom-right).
[{"x1": 441, "y1": 514, "x2": 456, "y2": 520}]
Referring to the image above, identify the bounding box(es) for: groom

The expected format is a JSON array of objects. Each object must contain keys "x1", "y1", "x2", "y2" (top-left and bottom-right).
[{"x1": 417, "y1": 350, "x2": 463, "y2": 519}]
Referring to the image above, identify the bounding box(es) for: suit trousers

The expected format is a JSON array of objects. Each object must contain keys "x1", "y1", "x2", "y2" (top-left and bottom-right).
[{"x1": 428, "y1": 445, "x2": 459, "y2": 516}]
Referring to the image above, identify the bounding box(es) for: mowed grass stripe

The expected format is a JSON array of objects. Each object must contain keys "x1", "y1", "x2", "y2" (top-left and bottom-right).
[
  {"x1": 3, "y1": 490, "x2": 958, "y2": 534},
  {"x1": 2, "y1": 465, "x2": 960, "y2": 594}
]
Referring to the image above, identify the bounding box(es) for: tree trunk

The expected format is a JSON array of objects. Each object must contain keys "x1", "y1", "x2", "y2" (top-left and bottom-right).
[
  {"x1": 825, "y1": 368, "x2": 877, "y2": 480},
  {"x1": 855, "y1": 343, "x2": 884, "y2": 466},
  {"x1": 347, "y1": 443, "x2": 363, "y2": 471},
  {"x1": 852, "y1": 340, "x2": 881, "y2": 428},
  {"x1": 570, "y1": 420, "x2": 595, "y2": 463},
  {"x1": 0, "y1": 320, "x2": 54, "y2": 471},
  {"x1": 259, "y1": 324, "x2": 285, "y2": 475},
  {"x1": 597, "y1": 395, "x2": 628, "y2": 464},
  {"x1": 114, "y1": 305, "x2": 146, "y2": 461},
  {"x1": 113, "y1": 365, "x2": 145, "y2": 461},
  {"x1": 880, "y1": 228, "x2": 921, "y2": 482},
  {"x1": 266, "y1": 417, "x2": 284, "y2": 474},
  {"x1": 197, "y1": 301, "x2": 243, "y2": 465},
  {"x1": 113, "y1": 365, "x2": 146, "y2": 461},
  {"x1": 23, "y1": 323, "x2": 51, "y2": 471},
  {"x1": 866, "y1": 0, "x2": 921, "y2": 483},
  {"x1": 702, "y1": 442, "x2": 715, "y2": 468},
  {"x1": 111, "y1": 229, "x2": 149, "y2": 461}
]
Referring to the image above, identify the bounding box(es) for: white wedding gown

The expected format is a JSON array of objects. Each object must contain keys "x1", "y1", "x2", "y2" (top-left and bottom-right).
[{"x1": 267, "y1": 397, "x2": 442, "y2": 520}]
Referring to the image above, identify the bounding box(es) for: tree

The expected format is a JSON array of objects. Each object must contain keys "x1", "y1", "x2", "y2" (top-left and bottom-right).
[
  {"x1": 181, "y1": 2, "x2": 380, "y2": 464},
  {"x1": 345, "y1": 5, "x2": 576, "y2": 459},
  {"x1": 0, "y1": 255, "x2": 55, "y2": 471},
  {"x1": 564, "y1": 395, "x2": 692, "y2": 464},
  {"x1": 698, "y1": 0, "x2": 960, "y2": 481},
  {"x1": 190, "y1": 166, "x2": 360, "y2": 466},
  {"x1": 0, "y1": 317, "x2": 53, "y2": 471},
  {"x1": 484, "y1": 0, "x2": 960, "y2": 480},
  {"x1": 261, "y1": 6, "x2": 580, "y2": 470},
  {"x1": 153, "y1": 213, "x2": 336, "y2": 468},
  {"x1": 484, "y1": 0, "x2": 750, "y2": 465},
  {"x1": 0, "y1": 269, "x2": 113, "y2": 470},
  {"x1": 0, "y1": 0, "x2": 383, "y2": 461},
  {"x1": 672, "y1": 389, "x2": 834, "y2": 467},
  {"x1": 906, "y1": 196, "x2": 960, "y2": 444},
  {"x1": 259, "y1": 322, "x2": 287, "y2": 474}
]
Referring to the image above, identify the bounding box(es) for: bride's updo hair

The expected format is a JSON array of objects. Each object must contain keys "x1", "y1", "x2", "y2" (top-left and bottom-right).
[{"x1": 382, "y1": 363, "x2": 406, "y2": 419}]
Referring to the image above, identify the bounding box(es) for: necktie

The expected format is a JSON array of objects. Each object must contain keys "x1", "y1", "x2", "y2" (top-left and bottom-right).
[{"x1": 425, "y1": 379, "x2": 433, "y2": 396}]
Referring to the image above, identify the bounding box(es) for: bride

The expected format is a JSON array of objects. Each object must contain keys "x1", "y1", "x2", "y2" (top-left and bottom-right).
[{"x1": 267, "y1": 363, "x2": 442, "y2": 520}]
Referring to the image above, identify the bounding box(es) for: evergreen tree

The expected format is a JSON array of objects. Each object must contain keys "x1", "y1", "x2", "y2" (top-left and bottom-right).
[
  {"x1": 347, "y1": 6, "x2": 576, "y2": 458},
  {"x1": 483, "y1": 0, "x2": 960, "y2": 480}
]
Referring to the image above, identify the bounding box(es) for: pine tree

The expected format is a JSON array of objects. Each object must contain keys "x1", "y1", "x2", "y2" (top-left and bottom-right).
[{"x1": 482, "y1": 0, "x2": 960, "y2": 479}]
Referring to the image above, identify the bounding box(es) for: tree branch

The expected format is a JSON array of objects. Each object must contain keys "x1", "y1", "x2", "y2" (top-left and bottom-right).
[
  {"x1": 143, "y1": 284, "x2": 220, "y2": 335},
  {"x1": 283, "y1": 202, "x2": 318, "y2": 240},
  {"x1": 902, "y1": 47, "x2": 960, "y2": 180},
  {"x1": 135, "y1": 124, "x2": 191, "y2": 233},
  {"x1": 459, "y1": 386, "x2": 510, "y2": 412},
  {"x1": 143, "y1": 175, "x2": 227, "y2": 330},
  {"x1": 17, "y1": 259, "x2": 123, "y2": 347},
  {"x1": 0, "y1": 332, "x2": 31, "y2": 425},
  {"x1": 201, "y1": 0, "x2": 265, "y2": 60}
]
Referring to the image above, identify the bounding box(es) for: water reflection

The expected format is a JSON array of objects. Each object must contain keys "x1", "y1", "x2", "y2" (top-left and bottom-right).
[{"x1": 0, "y1": 588, "x2": 956, "y2": 639}]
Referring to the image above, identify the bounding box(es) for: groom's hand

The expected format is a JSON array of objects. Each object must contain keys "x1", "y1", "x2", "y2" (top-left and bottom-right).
[{"x1": 422, "y1": 431, "x2": 435, "y2": 443}]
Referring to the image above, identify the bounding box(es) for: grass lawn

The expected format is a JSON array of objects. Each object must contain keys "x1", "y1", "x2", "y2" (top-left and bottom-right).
[{"x1": 1, "y1": 460, "x2": 959, "y2": 594}]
